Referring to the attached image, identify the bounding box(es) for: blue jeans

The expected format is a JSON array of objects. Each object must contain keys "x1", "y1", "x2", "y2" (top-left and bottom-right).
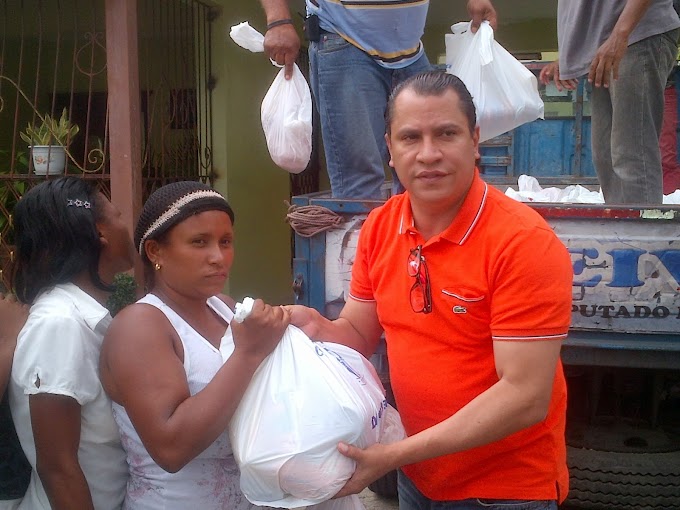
[
  {"x1": 308, "y1": 32, "x2": 432, "y2": 199},
  {"x1": 591, "y1": 29, "x2": 679, "y2": 204},
  {"x1": 397, "y1": 471, "x2": 557, "y2": 510}
]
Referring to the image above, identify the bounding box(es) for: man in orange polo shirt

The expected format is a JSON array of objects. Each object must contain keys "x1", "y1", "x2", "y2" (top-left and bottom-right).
[{"x1": 287, "y1": 70, "x2": 573, "y2": 509}]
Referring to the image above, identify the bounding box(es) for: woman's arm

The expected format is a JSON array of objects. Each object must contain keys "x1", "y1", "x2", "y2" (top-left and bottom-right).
[
  {"x1": 0, "y1": 294, "x2": 29, "y2": 398},
  {"x1": 100, "y1": 299, "x2": 289, "y2": 473},
  {"x1": 30, "y1": 394, "x2": 95, "y2": 510}
]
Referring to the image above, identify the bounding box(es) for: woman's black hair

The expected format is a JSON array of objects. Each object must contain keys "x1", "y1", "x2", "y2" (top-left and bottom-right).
[{"x1": 12, "y1": 177, "x2": 109, "y2": 304}]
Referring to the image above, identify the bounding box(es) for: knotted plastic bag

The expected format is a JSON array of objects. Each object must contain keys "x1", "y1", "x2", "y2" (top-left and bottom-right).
[
  {"x1": 445, "y1": 21, "x2": 544, "y2": 142},
  {"x1": 228, "y1": 298, "x2": 405, "y2": 508},
  {"x1": 230, "y1": 22, "x2": 312, "y2": 173}
]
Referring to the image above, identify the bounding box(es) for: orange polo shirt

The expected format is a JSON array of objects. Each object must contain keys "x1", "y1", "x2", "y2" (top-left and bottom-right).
[{"x1": 349, "y1": 171, "x2": 573, "y2": 502}]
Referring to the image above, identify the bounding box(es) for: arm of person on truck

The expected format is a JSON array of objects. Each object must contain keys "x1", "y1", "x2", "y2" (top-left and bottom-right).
[
  {"x1": 467, "y1": 0, "x2": 498, "y2": 32},
  {"x1": 539, "y1": 61, "x2": 579, "y2": 91},
  {"x1": 332, "y1": 338, "x2": 564, "y2": 497},
  {"x1": 588, "y1": 0, "x2": 653, "y2": 88},
  {"x1": 286, "y1": 298, "x2": 384, "y2": 360},
  {"x1": 259, "y1": 0, "x2": 301, "y2": 80}
]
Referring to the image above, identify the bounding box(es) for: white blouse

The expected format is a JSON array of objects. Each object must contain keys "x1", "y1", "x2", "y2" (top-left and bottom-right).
[
  {"x1": 112, "y1": 293, "x2": 253, "y2": 510},
  {"x1": 9, "y1": 283, "x2": 127, "y2": 510}
]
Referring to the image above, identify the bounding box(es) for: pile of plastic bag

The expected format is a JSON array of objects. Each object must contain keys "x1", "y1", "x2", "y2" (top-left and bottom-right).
[{"x1": 505, "y1": 175, "x2": 680, "y2": 205}]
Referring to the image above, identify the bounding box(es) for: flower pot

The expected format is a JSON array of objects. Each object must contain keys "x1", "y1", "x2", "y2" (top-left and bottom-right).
[{"x1": 30, "y1": 145, "x2": 66, "y2": 175}]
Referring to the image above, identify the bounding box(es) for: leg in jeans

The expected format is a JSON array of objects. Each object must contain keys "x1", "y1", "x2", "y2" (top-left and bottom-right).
[
  {"x1": 397, "y1": 471, "x2": 557, "y2": 510},
  {"x1": 590, "y1": 82, "x2": 616, "y2": 200},
  {"x1": 398, "y1": 470, "x2": 432, "y2": 510},
  {"x1": 592, "y1": 30, "x2": 679, "y2": 204},
  {"x1": 309, "y1": 33, "x2": 392, "y2": 199},
  {"x1": 309, "y1": 36, "x2": 431, "y2": 199}
]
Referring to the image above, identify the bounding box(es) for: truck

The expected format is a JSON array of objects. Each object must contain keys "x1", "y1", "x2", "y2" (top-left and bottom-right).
[{"x1": 289, "y1": 65, "x2": 680, "y2": 510}]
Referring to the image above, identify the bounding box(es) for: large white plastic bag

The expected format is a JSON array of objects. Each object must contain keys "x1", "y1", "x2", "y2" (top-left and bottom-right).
[
  {"x1": 229, "y1": 326, "x2": 399, "y2": 508},
  {"x1": 445, "y1": 21, "x2": 544, "y2": 142},
  {"x1": 310, "y1": 495, "x2": 365, "y2": 510},
  {"x1": 261, "y1": 65, "x2": 313, "y2": 173}
]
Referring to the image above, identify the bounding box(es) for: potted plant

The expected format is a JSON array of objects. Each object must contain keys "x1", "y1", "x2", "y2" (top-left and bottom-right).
[{"x1": 20, "y1": 108, "x2": 79, "y2": 175}]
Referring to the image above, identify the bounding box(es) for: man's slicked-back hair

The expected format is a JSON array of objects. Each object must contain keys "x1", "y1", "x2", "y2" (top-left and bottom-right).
[
  {"x1": 386, "y1": 70, "x2": 477, "y2": 135},
  {"x1": 12, "y1": 177, "x2": 108, "y2": 304}
]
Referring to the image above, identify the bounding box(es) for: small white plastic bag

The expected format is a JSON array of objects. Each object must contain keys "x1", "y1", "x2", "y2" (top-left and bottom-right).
[
  {"x1": 229, "y1": 21, "x2": 313, "y2": 173},
  {"x1": 445, "y1": 21, "x2": 544, "y2": 142},
  {"x1": 229, "y1": 323, "x2": 403, "y2": 508},
  {"x1": 261, "y1": 65, "x2": 313, "y2": 173}
]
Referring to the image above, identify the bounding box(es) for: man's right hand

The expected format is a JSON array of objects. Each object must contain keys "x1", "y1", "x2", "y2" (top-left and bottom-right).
[
  {"x1": 539, "y1": 61, "x2": 578, "y2": 92},
  {"x1": 264, "y1": 24, "x2": 301, "y2": 80}
]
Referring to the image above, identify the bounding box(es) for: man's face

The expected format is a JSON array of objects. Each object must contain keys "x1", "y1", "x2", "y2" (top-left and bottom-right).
[{"x1": 386, "y1": 88, "x2": 480, "y2": 209}]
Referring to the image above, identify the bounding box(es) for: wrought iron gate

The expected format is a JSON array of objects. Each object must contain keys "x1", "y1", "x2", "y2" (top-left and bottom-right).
[{"x1": 0, "y1": 0, "x2": 214, "y2": 292}]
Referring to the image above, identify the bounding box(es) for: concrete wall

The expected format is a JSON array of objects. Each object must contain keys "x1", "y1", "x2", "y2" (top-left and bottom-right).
[{"x1": 211, "y1": 1, "x2": 300, "y2": 305}]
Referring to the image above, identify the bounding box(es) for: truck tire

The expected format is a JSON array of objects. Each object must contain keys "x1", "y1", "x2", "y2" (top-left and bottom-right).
[
  {"x1": 368, "y1": 470, "x2": 399, "y2": 499},
  {"x1": 565, "y1": 446, "x2": 680, "y2": 510}
]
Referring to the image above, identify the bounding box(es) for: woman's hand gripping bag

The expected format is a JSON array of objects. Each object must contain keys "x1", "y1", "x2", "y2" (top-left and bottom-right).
[
  {"x1": 445, "y1": 21, "x2": 544, "y2": 142},
  {"x1": 229, "y1": 322, "x2": 403, "y2": 508}
]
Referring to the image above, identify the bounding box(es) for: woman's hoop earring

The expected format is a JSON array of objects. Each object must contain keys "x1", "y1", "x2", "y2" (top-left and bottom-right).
[{"x1": 154, "y1": 262, "x2": 161, "y2": 271}]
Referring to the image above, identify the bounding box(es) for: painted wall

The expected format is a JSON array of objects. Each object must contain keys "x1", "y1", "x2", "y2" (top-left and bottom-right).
[
  {"x1": 211, "y1": 0, "x2": 560, "y2": 306},
  {"x1": 211, "y1": 1, "x2": 300, "y2": 305}
]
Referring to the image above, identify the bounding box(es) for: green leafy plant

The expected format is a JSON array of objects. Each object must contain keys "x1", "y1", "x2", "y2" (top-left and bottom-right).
[
  {"x1": 0, "y1": 150, "x2": 29, "y2": 245},
  {"x1": 106, "y1": 273, "x2": 138, "y2": 317},
  {"x1": 19, "y1": 108, "x2": 79, "y2": 146}
]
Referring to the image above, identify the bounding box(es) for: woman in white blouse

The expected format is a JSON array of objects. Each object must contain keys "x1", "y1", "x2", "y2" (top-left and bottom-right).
[{"x1": 9, "y1": 177, "x2": 136, "y2": 510}]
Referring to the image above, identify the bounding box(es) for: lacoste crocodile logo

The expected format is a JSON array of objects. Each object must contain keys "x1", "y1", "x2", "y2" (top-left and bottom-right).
[{"x1": 452, "y1": 306, "x2": 467, "y2": 314}]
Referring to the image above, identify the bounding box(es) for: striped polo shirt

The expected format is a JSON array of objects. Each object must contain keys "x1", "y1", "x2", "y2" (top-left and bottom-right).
[{"x1": 307, "y1": 0, "x2": 428, "y2": 69}]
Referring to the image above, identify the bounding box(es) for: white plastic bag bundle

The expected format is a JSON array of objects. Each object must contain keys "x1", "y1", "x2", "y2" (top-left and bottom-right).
[
  {"x1": 229, "y1": 21, "x2": 312, "y2": 173},
  {"x1": 261, "y1": 66, "x2": 313, "y2": 173},
  {"x1": 445, "y1": 21, "x2": 544, "y2": 142},
  {"x1": 229, "y1": 318, "x2": 404, "y2": 508}
]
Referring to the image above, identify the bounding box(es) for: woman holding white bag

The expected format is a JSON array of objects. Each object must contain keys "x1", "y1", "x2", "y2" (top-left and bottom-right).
[{"x1": 100, "y1": 181, "x2": 289, "y2": 509}]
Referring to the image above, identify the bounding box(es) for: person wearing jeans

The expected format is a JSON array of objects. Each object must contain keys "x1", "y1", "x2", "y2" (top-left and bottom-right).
[
  {"x1": 590, "y1": 29, "x2": 679, "y2": 203},
  {"x1": 540, "y1": 0, "x2": 680, "y2": 205},
  {"x1": 259, "y1": 0, "x2": 496, "y2": 199},
  {"x1": 309, "y1": 34, "x2": 431, "y2": 198}
]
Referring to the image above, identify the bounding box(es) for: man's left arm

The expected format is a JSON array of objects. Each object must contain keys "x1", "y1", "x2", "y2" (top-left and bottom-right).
[
  {"x1": 334, "y1": 339, "x2": 563, "y2": 497},
  {"x1": 334, "y1": 226, "x2": 572, "y2": 497},
  {"x1": 589, "y1": 0, "x2": 653, "y2": 87}
]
